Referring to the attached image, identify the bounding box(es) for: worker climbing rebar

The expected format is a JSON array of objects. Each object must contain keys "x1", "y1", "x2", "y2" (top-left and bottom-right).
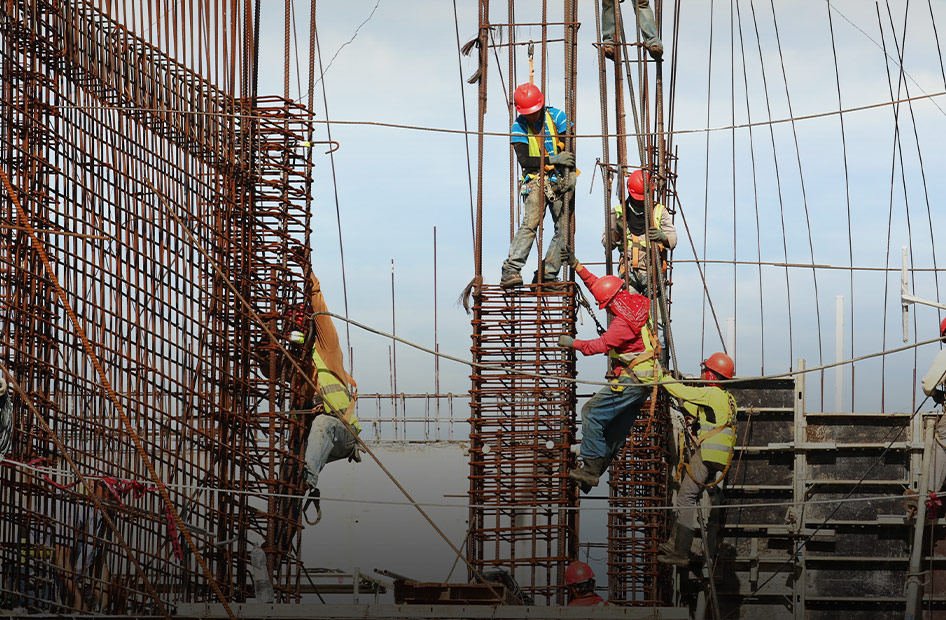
[
  {"x1": 657, "y1": 353, "x2": 737, "y2": 568},
  {"x1": 500, "y1": 83, "x2": 577, "y2": 289},
  {"x1": 603, "y1": 169, "x2": 677, "y2": 296},
  {"x1": 557, "y1": 250, "x2": 661, "y2": 493}
]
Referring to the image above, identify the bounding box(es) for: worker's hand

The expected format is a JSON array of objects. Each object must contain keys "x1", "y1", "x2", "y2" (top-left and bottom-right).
[
  {"x1": 563, "y1": 170, "x2": 578, "y2": 191},
  {"x1": 548, "y1": 152, "x2": 575, "y2": 167},
  {"x1": 648, "y1": 227, "x2": 668, "y2": 243},
  {"x1": 933, "y1": 388, "x2": 945, "y2": 405},
  {"x1": 560, "y1": 247, "x2": 581, "y2": 270},
  {"x1": 557, "y1": 335, "x2": 575, "y2": 349}
]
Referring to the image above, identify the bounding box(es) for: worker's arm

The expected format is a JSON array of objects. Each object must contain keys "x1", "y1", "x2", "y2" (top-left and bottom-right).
[
  {"x1": 662, "y1": 379, "x2": 734, "y2": 425},
  {"x1": 602, "y1": 208, "x2": 621, "y2": 250},
  {"x1": 573, "y1": 319, "x2": 636, "y2": 356},
  {"x1": 658, "y1": 206, "x2": 677, "y2": 250},
  {"x1": 922, "y1": 349, "x2": 946, "y2": 397}
]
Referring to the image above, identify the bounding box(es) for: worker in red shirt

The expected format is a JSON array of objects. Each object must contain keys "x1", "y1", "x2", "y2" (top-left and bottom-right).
[
  {"x1": 565, "y1": 561, "x2": 608, "y2": 606},
  {"x1": 558, "y1": 251, "x2": 660, "y2": 492}
]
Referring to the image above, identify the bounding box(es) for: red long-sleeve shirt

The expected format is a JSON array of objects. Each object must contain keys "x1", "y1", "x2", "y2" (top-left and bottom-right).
[{"x1": 572, "y1": 265, "x2": 646, "y2": 357}]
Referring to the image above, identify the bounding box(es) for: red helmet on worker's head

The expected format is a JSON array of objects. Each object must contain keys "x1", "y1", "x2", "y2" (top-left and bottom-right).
[
  {"x1": 940, "y1": 316, "x2": 946, "y2": 338},
  {"x1": 702, "y1": 352, "x2": 735, "y2": 380},
  {"x1": 626, "y1": 169, "x2": 651, "y2": 202},
  {"x1": 513, "y1": 83, "x2": 544, "y2": 115},
  {"x1": 565, "y1": 561, "x2": 595, "y2": 585},
  {"x1": 590, "y1": 275, "x2": 624, "y2": 310}
]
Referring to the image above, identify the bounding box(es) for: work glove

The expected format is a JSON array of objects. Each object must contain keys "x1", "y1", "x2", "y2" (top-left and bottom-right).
[
  {"x1": 548, "y1": 152, "x2": 575, "y2": 167},
  {"x1": 648, "y1": 227, "x2": 668, "y2": 243},
  {"x1": 563, "y1": 170, "x2": 578, "y2": 191},
  {"x1": 560, "y1": 247, "x2": 581, "y2": 271},
  {"x1": 557, "y1": 335, "x2": 575, "y2": 349},
  {"x1": 933, "y1": 388, "x2": 945, "y2": 405}
]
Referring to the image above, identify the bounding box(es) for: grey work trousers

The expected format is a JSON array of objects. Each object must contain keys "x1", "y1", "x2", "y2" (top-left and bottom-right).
[
  {"x1": 601, "y1": 0, "x2": 661, "y2": 47},
  {"x1": 929, "y1": 411, "x2": 946, "y2": 493},
  {"x1": 304, "y1": 414, "x2": 358, "y2": 490},
  {"x1": 501, "y1": 176, "x2": 568, "y2": 281},
  {"x1": 676, "y1": 449, "x2": 725, "y2": 531}
]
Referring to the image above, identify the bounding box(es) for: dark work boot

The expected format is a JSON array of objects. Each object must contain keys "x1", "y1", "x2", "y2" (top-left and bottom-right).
[
  {"x1": 658, "y1": 522, "x2": 694, "y2": 567},
  {"x1": 568, "y1": 457, "x2": 608, "y2": 493}
]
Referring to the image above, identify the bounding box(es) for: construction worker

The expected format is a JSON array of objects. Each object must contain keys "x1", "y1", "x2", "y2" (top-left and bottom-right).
[
  {"x1": 601, "y1": 0, "x2": 663, "y2": 60},
  {"x1": 603, "y1": 169, "x2": 677, "y2": 296},
  {"x1": 657, "y1": 353, "x2": 737, "y2": 567},
  {"x1": 565, "y1": 561, "x2": 607, "y2": 606},
  {"x1": 557, "y1": 251, "x2": 659, "y2": 492},
  {"x1": 292, "y1": 276, "x2": 362, "y2": 522},
  {"x1": 921, "y1": 317, "x2": 946, "y2": 494},
  {"x1": 500, "y1": 83, "x2": 576, "y2": 289}
]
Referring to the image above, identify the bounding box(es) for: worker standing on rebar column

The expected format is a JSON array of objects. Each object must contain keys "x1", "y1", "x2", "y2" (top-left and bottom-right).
[
  {"x1": 603, "y1": 170, "x2": 677, "y2": 296},
  {"x1": 500, "y1": 83, "x2": 576, "y2": 289},
  {"x1": 600, "y1": 0, "x2": 663, "y2": 60},
  {"x1": 657, "y1": 353, "x2": 737, "y2": 567},
  {"x1": 557, "y1": 251, "x2": 660, "y2": 492},
  {"x1": 921, "y1": 318, "x2": 946, "y2": 495},
  {"x1": 565, "y1": 561, "x2": 609, "y2": 606}
]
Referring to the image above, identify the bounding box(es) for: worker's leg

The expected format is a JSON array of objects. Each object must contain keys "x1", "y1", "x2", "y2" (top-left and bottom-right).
[
  {"x1": 303, "y1": 414, "x2": 357, "y2": 489},
  {"x1": 930, "y1": 412, "x2": 946, "y2": 492},
  {"x1": 541, "y1": 193, "x2": 566, "y2": 280},
  {"x1": 579, "y1": 374, "x2": 645, "y2": 462},
  {"x1": 634, "y1": 0, "x2": 662, "y2": 49},
  {"x1": 677, "y1": 449, "x2": 712, "y2": 530},
  {"x1": 601, "y1": 0, "x2": 620, "y2": 43},
  {"x1": 501, "y1": 181, "x2": 545, "y2": 279}
]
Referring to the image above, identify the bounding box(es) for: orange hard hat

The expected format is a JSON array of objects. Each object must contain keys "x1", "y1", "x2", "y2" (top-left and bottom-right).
[
  {"x1": 513, "y1": 83, "x2": 544, "y2": 115},
  {"x1": 940, "y1": 317, "x2": 946, "y2": 337},
  {"x1": 702, "y1": 352, "x2": 735, "y2": 380},
  {"x1": 590, "y1": 275, "x2": 624, "y2": 309},
  {"x1": 626, "y1": 169, "x2": 651, "y2": 202},
  {"x1": 565, "y1": 561, "x2": 594, "y2": 585}
]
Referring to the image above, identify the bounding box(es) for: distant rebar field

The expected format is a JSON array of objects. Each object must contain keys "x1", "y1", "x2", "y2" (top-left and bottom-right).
[{"x1": 0, "y1": 0, "x2": 314, "y2": 613}]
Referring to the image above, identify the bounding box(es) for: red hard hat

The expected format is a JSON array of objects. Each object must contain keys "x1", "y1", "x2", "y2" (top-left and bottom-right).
[
  {"x1": 590, "y1": 275, "x2": 624, "y2": 309},
  {"x1": 702, "y1": 352, "x2": 735, "y2": 380},
  {"x1": 940, "y1": 316, "x2": 946, "y2": 337},
  {"x1": 513, "y1": 83, "x2": 544, "y2": 115},
  {"x1": 626, "y1": 169, "x2": 651, "y2": 202},
  {"x1": 565, "y1": 561, "x2": 594, "y2": 585}
]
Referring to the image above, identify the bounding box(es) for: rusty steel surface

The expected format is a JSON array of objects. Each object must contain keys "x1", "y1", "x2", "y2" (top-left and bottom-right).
[
  {"x1": 468, "y1": 284, "x2": 579, "y2": 606},
  {"x1": 0, "y1": 0, "x2": 313, "y2": 613},
  {"x1": 606, "y1": 396, "x2": 672, "y2": 606}
]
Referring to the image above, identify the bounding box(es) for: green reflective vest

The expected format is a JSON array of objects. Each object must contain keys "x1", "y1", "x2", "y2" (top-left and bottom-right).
[
  {"x1": 662, "y1": 381, "x2": 736, "y2": 467},
  {"x1": 311, "y1": 348, "x2": 361, "y2": 435},
  {"x1": 614, "y1": 202, "x2": 666, "y2": 269}
]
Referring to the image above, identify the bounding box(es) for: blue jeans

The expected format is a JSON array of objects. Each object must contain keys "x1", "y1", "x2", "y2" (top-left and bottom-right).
[
  {"x1": 304, "y1": 414, "x2": 358, "y2": 489},
  {"x1": 501, "y1": 176, "x2": 567, "y2": 281},
  {"x1": 579, "y1": 373, "x2": 648, "y2": 462},
  {"x1": 602, "y1": 0, "x2": 661, "y2": 48}
]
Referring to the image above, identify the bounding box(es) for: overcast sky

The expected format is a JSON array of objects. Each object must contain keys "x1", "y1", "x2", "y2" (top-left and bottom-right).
[{"x1": 254, "y1": 0, "x2": 946, "y2": 416}]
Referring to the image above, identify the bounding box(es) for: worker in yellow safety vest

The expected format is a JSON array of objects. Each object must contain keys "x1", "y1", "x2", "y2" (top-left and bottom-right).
[
  {"x1": 500, "y1": 83, "x2": 577, "y2": 288},
  {"x1": 603, "y1": 169, "x2": 677, "y2": 295},
  {"x1": 657, "y1": 352, "x2": 737, "y2": 567}
]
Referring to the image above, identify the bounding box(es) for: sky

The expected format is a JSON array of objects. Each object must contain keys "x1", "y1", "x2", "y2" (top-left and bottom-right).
[{"x1": 251, "y1": 0, "x2": 946, "y2": 417}]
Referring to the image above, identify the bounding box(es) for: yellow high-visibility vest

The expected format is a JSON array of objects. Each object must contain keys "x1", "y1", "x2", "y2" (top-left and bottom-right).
[{"x1": 311, "y1": 348, "x2": 361, "y2": 434}]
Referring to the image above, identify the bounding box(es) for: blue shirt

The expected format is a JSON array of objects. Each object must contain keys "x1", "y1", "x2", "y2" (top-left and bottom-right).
[{"x1": 510, "y1": 106, "x2": 569, "y2": 153}]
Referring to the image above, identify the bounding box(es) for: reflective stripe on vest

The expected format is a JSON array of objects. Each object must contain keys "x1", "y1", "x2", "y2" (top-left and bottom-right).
[
  {"x1": 525, "y1": 109, "x2": 560, "y2": 158},
  {"x1": 617, "y1": 203, "x2": 665, "y2": 269},
  {"x1": 696, "y1": 391, "x2": 737, "y2": 467},
  {"x1": 311, "y1": 348, "x2": 361, "y2": 434},
  {"x1": 608, "y1": 322, "x2": 660, "y2": 380}
]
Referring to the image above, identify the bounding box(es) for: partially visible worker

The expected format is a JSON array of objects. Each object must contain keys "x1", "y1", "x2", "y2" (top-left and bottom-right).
[
  {"x1": 921, "y1": 318, "x2": 946, "y2": 493},
  {"x1": 557, "y1": 250, "x2": 659, "y2": 492},
  {"x1": 500, "y1": 83, "x2": 576, "y2": 289},
  {"x1": 603, "y1": 170, "x2": 677, "y2": 296},
  {"x1": 600, "y1": 0, "x2": 664, "y2": 60},
  {"x1": 291, "y1": 276, "x2": 362, "y2": 524},
  {"x1": 565, "y1": 561, "x2": 607, "y2": 606},
  {"x1": 657, "y1": 353, "x2": 737, "y2": 567}
]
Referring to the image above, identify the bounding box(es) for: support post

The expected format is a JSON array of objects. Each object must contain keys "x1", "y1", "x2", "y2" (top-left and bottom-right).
[
  {"x1": 792, "y1": 359, "x2": 807, "y2": 620},
  {"x1": 835, "y1": 295, "x2": 843, "y2": 412},
  {"x1": 905, "y1": 418, "x2": 935, "y2": 620}
]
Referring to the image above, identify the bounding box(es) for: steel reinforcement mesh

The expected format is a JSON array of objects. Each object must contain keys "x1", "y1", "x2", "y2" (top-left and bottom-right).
[
  {"x1": 607, "y1": 393, "x2": 673, "y2": 605},
  {"x1": 0, "y1": 0, "x2": 313, "y2": 613},
  {"x1": 468, "y1": 284, "x2": 579, "y2": 605}
]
